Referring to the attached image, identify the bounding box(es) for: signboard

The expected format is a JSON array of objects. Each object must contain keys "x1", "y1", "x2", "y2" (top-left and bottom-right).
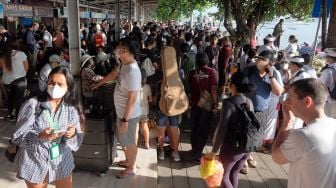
[
  {"x1": 107, "y1": 14, "x2": 115, "y2": 19},
  {"x1": 20, "y1": 17, "x2": 33, "y2": 27},
  {"x1": 34, "y1": 7, "x2": 53, "y2": 17},
  {"x1": 3, "y1": 4, "x2": 33, "y2": 17},
  {"x1": 80, "y1": 11, "x2": 90, "y2": 19},
  {"x1": 0, "y1": 4, "x2": 4, "y2": 19},
  {"x1": 91, "y1": 12, "x2": 106, "y2": 19},
  {"x1": 312, "y1": 0, "x2": 332, "y2": 17}
]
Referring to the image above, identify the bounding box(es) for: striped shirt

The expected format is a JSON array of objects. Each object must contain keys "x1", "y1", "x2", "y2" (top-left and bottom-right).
[{"x1": 12, "y1": 97, "x2": 83, "y2": 184}]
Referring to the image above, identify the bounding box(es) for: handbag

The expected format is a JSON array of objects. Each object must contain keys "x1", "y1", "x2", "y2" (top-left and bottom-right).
[
  {"x1": 195, "y1": 70, "x2": 214, "y2": 111},
  {"x1": 5, "y1": 140, "x2": 18, "y2": 163},
  {"x1": 141, "y1": 57, "x2": 155, "y2": 77}
]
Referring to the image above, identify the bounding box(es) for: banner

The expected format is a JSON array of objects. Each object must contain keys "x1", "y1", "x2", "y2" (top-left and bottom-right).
[{"x1": 3, "y1": 4, "x2": 33, "y2": 17}]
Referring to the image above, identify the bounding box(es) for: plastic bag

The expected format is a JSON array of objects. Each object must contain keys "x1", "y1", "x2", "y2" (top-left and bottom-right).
[{"x1": 200, "y1": 157, "x2": 224, "y2": 188}]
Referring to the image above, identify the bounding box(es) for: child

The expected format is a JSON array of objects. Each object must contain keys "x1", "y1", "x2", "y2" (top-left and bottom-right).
[{"x1": 140, "y1": 69, "x2": 152, "y2": 149}]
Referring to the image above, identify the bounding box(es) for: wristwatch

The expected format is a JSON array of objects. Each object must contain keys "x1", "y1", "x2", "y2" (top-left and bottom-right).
[{"x1": 121, "y1": 117, "x2": 128, "y2": 122}]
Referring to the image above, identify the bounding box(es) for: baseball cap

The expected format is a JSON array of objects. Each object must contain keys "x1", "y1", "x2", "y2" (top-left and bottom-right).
[
  {"x1": 255, "y1": 50, "x2": 274, "y2": 61},
  {"x1": 49, "y1": 54, "x2": 61, "y2": 63}
]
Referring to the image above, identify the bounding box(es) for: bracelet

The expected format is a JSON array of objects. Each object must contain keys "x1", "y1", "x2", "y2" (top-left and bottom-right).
[{"x1": 269, "y1": 76, "x2": 274, "y2": 79}]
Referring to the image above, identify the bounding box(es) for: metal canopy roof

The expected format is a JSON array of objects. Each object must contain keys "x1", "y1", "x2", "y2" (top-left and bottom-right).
[{"x1": 80, "y1": 0, "x2": 158, "y2": 10}]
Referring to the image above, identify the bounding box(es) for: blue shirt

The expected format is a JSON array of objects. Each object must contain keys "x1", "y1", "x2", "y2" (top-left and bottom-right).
[
  {"x1": 248, "y1": 69, "x2": 283, "y2": 111},
  {"x1": 12, "y1": 97, "x2": 83, "y2": 184}
]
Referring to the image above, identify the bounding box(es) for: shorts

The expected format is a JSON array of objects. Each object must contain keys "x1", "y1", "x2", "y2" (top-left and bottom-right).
[
  {"x1": 156, "y1": 112, "x2": 180, "y2": 128},
  {"x1": 116, "y1": 116, "x2": 140, "y2": 147},
  {"x1": 140, "y1": 115, "x2": 149, "y2": 122}
]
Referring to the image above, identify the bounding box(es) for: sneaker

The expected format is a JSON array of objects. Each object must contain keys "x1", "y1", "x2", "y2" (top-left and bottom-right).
[
  {"x1": 171, "y1": 151, "x2": 180, "y2": 162},
  {"x1": 6, "y1": 115, "x2": 16, "y2": 122},
  {"x1": 158, "y1": 151, "x2": 165, "y2": 160}
]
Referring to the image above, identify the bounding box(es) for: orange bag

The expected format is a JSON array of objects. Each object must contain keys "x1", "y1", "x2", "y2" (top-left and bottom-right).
[{"x1": 200, "y1": 157, "x2": 224, "y2": 188}]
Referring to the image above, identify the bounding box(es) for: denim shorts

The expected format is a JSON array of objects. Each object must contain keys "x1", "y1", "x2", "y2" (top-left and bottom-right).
[{"x1": 156, "y1": 112, "x2": 180, "y2": 127}]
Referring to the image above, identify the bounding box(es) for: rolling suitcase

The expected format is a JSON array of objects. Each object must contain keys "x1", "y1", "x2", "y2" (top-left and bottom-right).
[{"x1": 74, "y1": 113, "x2": 115, "y2": 174}]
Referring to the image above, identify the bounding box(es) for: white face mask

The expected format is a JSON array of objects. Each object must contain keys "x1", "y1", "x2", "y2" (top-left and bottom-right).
[
  {"x1": 47, "y1": 85, "x2": 67, "y2": 99},
  {"x1": 281, "y1": 63, "x2": 289, "y2": 70}
]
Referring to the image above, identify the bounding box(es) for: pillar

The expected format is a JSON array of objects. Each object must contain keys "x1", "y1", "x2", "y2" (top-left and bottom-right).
[
  {"x1": 115, "y1": 0, "x2": 120, "y2": 41},
  {"x1": 67, "y1": 0, "x2": 81, "y2": 76}
]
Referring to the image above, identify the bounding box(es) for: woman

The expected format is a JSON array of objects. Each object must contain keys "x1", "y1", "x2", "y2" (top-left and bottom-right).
[
  {"x1": 285, "y1": 35, "x2": 299, "y2": 56},
  {"x1": 12, "y1": 66, "x2": 84, "y2": 188},
  {"x1": 0, "y1": 37, "x2": 28, "y2": 121},
  {"x1": 188, "y1": 52, "x2": 218, "y2": 163},
  {"x1": 208, "y1": 71, "x2": 255, "y2": 188},
  {"x1": 80, "y1": 54, "x2": 103, "y2": 99}
]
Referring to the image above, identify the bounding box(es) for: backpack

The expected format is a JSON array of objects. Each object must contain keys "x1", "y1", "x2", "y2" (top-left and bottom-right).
[
  {"x1": 326, "y1": 66, "x2": 336, "y2": 100},
  {"x1": 94, "y1": 33, "x2": 105, "y2": 48},
  {"x1": 228, "y1": 98, "x2": 263, "y2": 152}
]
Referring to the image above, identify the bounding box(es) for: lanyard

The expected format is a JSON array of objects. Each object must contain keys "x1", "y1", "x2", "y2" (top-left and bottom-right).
[{"x1": 44, "y1": 106, "x2": 62, "y2": 131}]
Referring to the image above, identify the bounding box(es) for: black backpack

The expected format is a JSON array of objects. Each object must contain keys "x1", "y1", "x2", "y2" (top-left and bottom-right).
[{"x1": 228, "y1": 98, "x2": 263, "y2": 152}]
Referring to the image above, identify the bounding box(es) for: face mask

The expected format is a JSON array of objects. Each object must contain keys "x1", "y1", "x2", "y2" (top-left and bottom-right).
[
  {"x1": 47, "y1": 85, "x2": 67, "y2": 99},
  {"x1": 281, "y1": 63, "x2": 289, "y2": 70}
]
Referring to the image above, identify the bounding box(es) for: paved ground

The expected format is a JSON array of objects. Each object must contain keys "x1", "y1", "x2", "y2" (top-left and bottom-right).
[{"x1": 0, "y1": 107, "x2": 289, "y2": 188}]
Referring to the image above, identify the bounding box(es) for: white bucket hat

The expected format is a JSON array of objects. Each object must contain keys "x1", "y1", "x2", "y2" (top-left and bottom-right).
[{"x1": 49, "y1": 54, "x2": 61, "y2": 63}]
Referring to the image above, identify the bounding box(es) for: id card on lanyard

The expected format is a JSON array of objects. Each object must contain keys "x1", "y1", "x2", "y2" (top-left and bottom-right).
[{"x1": 45, "y1": 110, "x2": 62, "y2": 160}]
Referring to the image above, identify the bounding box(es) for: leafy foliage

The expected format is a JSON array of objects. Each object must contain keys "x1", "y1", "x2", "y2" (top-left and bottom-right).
[
  {"x1": 154, "y1": 0, "x2": 213, "y2": 21},
  {"x1": 215, "y1": 0, "x2": 314, "y2": 44}
]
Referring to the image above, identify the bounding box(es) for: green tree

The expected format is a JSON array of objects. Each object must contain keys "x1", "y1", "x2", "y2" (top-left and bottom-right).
[
  {"x1": 215, "y1": 0, "x2": 314, "y2": 45},
  {"x1": 154, "y1": 0, "x2": 212, "y2": 21}
]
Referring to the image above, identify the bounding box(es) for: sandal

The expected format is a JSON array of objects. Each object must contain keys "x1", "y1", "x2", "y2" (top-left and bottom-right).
[
  {"x1": 240, "y1": 165, "x2": 249, "y2": 174},
  {"x1": 117, "y1": 161, "x2": 128, "y2": 168},
  {"x1": 116, "y1": 169, "x2": 136, "y2": 179},
  {"x1": 247, "y1": 159, "x2": 257, "y2": 168}
]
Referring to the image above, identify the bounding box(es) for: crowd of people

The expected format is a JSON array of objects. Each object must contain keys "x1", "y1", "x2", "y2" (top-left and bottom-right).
[{"x1": 1, "y1": 17, "x2": 336, "y2": 188}]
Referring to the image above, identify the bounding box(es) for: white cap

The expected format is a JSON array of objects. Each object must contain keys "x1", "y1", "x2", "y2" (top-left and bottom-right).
[
  {"x1": 289, "y1": 56, "x2": 305, "y2": 65},
  {"x1": 49, "y1": 54, "x2": 61, "y2": 63},
  {"x1": 325, "y1": 48, "x2": 336, "y2": 58},
  {"x1": 264, "y1": 35, "x2": 276, "y2": 42}
]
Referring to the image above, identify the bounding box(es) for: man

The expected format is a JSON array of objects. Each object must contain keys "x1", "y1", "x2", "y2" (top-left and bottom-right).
[
  {"x1": 272, "y1": 19, "x2": 284, "y2": 48},
  {"x1": 272, "y1": 78, "x2": 336, "y2": 188},
  {"x1": 38, "y1": 54, "x2": 61, "y2": 92},
  {"x1": 217, "y1": 36, "x2": 232, "y2": 96},
  {"x1": 285, "y1": 56, "x2": 314, "y2": 129},
  {"x1": 205, "y1": 34, "x2": 220, "y2": 70},
  {"x1": 319, "y1": 48, "x2": 336, "y2": 118},
  {"x1": 248, "y1": 50, "x2": 284, "y2": 149},
  {"x1": 25, "y1": 23, "x2": 39, "y2": 81},
  {"x1": 93, "y1": 38, "x2": 141, "y2": 179},
  {"x1": 256, "y1": 34, "x2": 277, "y2": 55}
]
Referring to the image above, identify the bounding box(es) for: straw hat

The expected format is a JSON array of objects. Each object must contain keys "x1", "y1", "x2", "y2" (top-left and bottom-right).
[{"x1": 81, "y1": 54, "x2": 94, "y2": 68}]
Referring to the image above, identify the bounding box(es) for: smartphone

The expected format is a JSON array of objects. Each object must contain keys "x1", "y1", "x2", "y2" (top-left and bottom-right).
[{"x1": 51, "y1": 129, "x2": 66, "y2": 135}]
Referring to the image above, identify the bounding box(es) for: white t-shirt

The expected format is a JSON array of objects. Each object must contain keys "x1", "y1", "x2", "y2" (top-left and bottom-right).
[
  {"x1": 140, "y1": 84, "x2": 152, "y2": 116},
  {"x1": 43, "y1": 31, "x2": 53, "y2": 48},
  {"x1": 114, "y1": 62, "x2": 141, "y2": 119},
  {"x1": 285, "y1": 43, "x2": 299, "y2": 55},
  {"x1": 280, "y1": 118, "x2": 336, "y2": 188},
  {"x1": 2, "y1": 51, "x2": 27, "y2": 84},
  {"x1": 38, "y1": 63, "x2": 52, "y2": 91}
]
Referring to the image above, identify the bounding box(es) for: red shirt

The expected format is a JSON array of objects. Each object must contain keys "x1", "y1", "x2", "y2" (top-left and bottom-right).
[{"x1": 188, "y1": 66, "x2": 218, "y2": 105}]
